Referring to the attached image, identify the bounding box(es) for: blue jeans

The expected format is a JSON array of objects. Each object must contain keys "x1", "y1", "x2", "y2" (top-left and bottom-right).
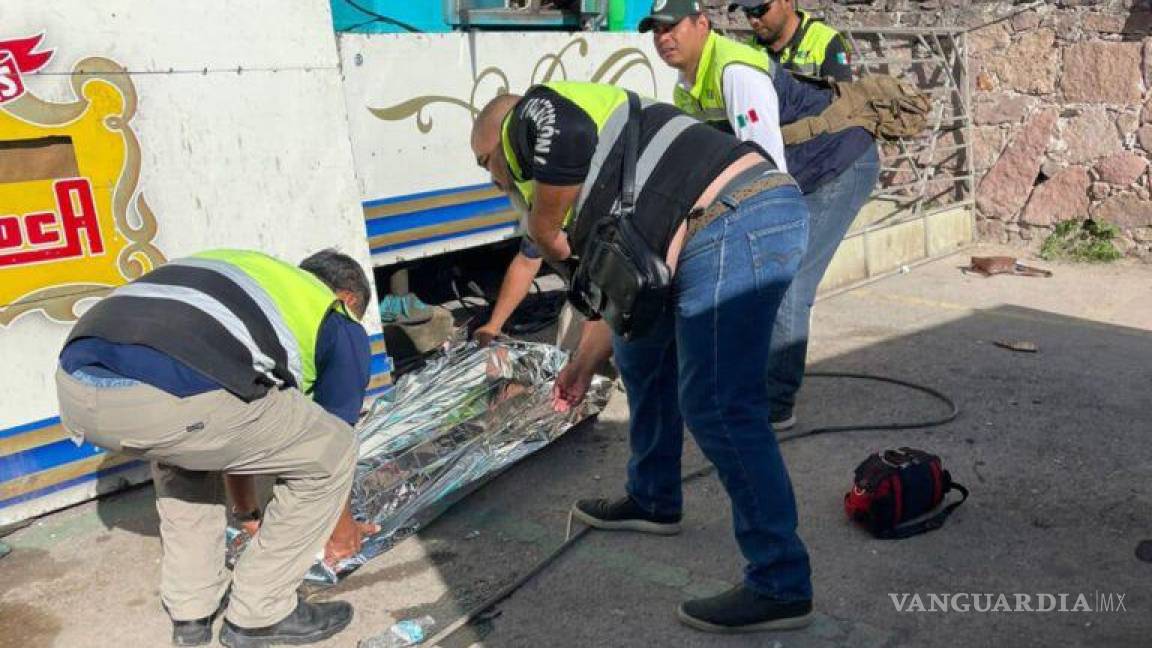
[
  {"x1": 767, "y1": 143, "x2": 881, "y2": 416},
  {"x1": 614, "y1": 183, "x2": 812, "y2": 600}
]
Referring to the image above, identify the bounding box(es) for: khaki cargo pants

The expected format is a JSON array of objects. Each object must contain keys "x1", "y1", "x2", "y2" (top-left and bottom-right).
[{"x1": 55, "y1": 368, "x2": 356, "y2": 628}]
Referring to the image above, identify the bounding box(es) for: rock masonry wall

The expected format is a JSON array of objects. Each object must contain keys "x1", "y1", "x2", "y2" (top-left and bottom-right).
[{"x1": 704, "y1": 0, "x2": 1152, "y2": 258}]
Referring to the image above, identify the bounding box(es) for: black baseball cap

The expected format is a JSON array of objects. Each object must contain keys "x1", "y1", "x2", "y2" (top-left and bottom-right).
[{"x1": 638, "y1": 0, "x2": 705, "y2": 33}]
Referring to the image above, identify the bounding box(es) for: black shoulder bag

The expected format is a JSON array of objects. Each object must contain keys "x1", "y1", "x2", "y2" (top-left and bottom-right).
[{"x1": 568, "y1": 92, "x2": 672, "y2": 340}]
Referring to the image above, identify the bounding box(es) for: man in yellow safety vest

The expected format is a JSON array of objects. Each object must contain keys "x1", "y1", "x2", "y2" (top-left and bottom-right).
[
  {"x1": 732, "y1": 0, "x2": 855, "y2": 81},
  {"x1": 57, "y1": 248, "x2": 377, "y2": 648}
]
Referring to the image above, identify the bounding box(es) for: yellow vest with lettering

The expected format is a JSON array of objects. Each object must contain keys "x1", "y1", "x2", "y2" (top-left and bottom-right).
[{"x1": 500, "y1": 81, "x2": 628, "y2": 228}]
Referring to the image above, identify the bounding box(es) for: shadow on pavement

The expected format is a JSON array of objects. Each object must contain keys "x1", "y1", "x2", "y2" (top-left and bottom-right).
[{"x1": 333, "y1": 304, "x2": 1152, "y2": 647}]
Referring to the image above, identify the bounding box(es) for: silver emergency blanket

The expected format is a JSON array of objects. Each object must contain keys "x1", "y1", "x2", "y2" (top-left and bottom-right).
[{"x1": 305, "y1": 339, "x2": 612, "y2": 583}]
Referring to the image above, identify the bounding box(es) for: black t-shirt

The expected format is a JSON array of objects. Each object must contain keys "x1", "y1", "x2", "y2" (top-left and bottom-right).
[
  {"x1": 510, "y1": 87, "x2": 598, "y2": 185},
  {"x1": 507, "y1": 86, "x2": 759, "y2": 255}
]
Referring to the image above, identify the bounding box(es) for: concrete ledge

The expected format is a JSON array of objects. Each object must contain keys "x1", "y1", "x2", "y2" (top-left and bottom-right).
[
  {"x1": 820, "y1": 235, "x2": 869, "y2": 294},
  {"x1": 867, "y1": 218, "x2": 927, "y2": 275},
  {"x1": 927, "y1": 205, "x2": 975, "y2": 257},
  {"x1": 847, "y1": 198, "x2": 904, "y2": 234},
  {"x1": 819, "y1": 201, "x2": 974, "y2": 296}
]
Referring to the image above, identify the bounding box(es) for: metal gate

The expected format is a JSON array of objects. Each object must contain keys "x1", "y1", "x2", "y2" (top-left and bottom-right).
[
  {"x1": 843, "y1": 27, "x2": 973, "y2": 223},
  {"x1": 720, "y1": 25, "x2": 976, "y2": 290}
]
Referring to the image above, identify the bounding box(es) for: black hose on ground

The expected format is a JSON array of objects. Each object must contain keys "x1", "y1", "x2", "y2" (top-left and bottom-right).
[{"x1": 424, "y1": 371, "x2": 959, "y2": 647}]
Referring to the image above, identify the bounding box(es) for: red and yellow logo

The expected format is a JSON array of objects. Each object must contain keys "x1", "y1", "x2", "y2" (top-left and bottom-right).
[
  {"x1": 0, "y1": 33, "x2": 163, "y2": 325},
  {"x1": 0, "y1": 34, "x2": 54, "y2": 104}
]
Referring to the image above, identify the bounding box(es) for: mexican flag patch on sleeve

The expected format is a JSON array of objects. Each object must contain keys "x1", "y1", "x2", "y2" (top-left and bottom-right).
[{"x1": 736, "y1": 109, "x2": 760, "y2": 129}]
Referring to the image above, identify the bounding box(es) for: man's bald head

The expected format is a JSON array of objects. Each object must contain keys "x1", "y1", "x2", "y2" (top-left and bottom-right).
[{"x1": 471, "y1": 93, "x2": 522, "y2": 154}]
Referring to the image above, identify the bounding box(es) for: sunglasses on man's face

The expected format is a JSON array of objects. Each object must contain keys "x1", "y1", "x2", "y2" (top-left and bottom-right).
[{"x1": 742, "y1": 1, "x2": 775, "y2": 19}]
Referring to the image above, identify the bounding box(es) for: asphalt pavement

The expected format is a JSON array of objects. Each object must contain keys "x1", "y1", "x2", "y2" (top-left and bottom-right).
[{"x1": 3, "y1": 247, "x2": 1150, "y2": 648}]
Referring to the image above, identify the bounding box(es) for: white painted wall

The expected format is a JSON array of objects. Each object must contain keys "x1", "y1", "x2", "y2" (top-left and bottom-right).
[{"x1": 1, "y1": 1, "x2": 375, "y2": 429}]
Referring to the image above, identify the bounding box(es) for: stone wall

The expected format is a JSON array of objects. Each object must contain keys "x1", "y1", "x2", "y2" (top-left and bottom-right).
[{"x1": 705, "y1": 0, "x2": 1152, "y2": 258}]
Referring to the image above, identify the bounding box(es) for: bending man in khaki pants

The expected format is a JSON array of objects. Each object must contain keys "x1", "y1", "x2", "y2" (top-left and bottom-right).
[{"x1": 56, "y1": 248, "x2": 375, "y2": 648}]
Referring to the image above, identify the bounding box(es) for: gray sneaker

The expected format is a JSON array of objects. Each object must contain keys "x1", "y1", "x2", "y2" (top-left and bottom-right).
[
  {"x1": 678, "y1": 584, "x2": 813, "y2": 633},
  {"x1": 571, "y1": 496, "x2": 681, "y2": 535}
]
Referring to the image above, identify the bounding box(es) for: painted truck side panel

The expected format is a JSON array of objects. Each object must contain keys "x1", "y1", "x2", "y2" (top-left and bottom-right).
[
  {"x1": 338, "y1": 32, "x2": 673, "y2": 266},
  {"x1": 1, "y1": 10, "x2": 678, "y2": 525},
  {"x1": 0, "y1": 1, "x2": 384, "y2": 525}
]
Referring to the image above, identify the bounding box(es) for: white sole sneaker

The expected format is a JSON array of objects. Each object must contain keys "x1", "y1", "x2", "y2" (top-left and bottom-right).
[{"x1": 570, "y1": 506, "x2": 682, "y2": 535}]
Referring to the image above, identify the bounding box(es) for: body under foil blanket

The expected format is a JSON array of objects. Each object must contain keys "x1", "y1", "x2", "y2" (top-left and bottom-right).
[{"x1": 229, "y1": 340, "x2": 612, "y2": 584}]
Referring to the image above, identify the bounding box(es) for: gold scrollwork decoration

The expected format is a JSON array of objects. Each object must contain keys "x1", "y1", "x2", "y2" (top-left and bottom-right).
[
  {"x1": 590, "y1": 47, "x2": 657, "y2": 88},
  {"x1": 530, "y1": 38, "x2": 590, "y2": 84},
  {"x1": 369, "y1": 67, "x2": 511, "y2": 132},
  {"x1": 0, "y1": 285, "x2": 110, "y2": 326},
  {"x1": 0, "y1": 56, "x2": 165, "y2": 326},
  {"x1": 369, "y1": 37, "x2": 659, "y2": 133}
]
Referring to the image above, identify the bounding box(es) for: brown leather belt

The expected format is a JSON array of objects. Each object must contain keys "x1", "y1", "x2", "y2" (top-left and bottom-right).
[{"x1": 686, "y1": 170, "x2": 798, "y2": 240}]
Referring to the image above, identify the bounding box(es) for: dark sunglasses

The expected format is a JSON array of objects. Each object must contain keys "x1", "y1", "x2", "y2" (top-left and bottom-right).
[{"x1": 742, "y1": 1, "x2": 775, "y2": 19}]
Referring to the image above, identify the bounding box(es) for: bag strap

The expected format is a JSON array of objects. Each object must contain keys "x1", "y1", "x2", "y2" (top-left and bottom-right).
[
  {"x1": 878, "y1": 481, "x2": 969, "y2": 540},
  {"x1": 618, "y1": 91, "x2": 641, "y2": 219},
  {"x1": 780, "y1": 91, "x2": 876, "y2": 145},
  {"x1": 781, "y1": 115, "x2": 829, "y2": 145}
]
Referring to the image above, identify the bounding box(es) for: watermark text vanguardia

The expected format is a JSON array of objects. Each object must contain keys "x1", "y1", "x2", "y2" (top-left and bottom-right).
[{"x1": 889, "y1": 591, "x2": 1127, "y2": 613}]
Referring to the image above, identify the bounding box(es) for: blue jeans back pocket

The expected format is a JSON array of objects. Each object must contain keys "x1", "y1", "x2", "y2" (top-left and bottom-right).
[{"x1": 748, "y1": 220, "x2": 806, "y2": 297}]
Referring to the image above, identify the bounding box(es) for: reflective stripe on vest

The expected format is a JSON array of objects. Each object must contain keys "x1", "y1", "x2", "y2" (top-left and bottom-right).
[
  {"x1": 192, "y1": 249, "x2": 337, "y2": 393},
  {"x1": 674, "y1": 32, "x2": 773, "y2": 130},
  {"x1": 109, "y1": 281, "x2": 282, "y2": 380},
  {"x1": 171, "y1": 257, "x2": 305, "y2": 389}
]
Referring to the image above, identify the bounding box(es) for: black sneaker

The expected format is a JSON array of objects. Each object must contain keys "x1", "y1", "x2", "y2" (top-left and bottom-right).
[
  {"x1": 571, "y1": 495, "x2": 681, "y2": 535},
  {"x1": 678, "y1": 584, "x2": 813, "y2": 633},
  {"x1": 772, "y1": 409, "x2": 797, "y2": 432},
  {"x1": 172, "y1": 617, "x2": 213, "y2": 646},
  {"x1": 219, "y1": 598, "x2": 353, "y2": 648},
  {"x1": 170, "y1": 592, "x2": 229, "y2": 646}
]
